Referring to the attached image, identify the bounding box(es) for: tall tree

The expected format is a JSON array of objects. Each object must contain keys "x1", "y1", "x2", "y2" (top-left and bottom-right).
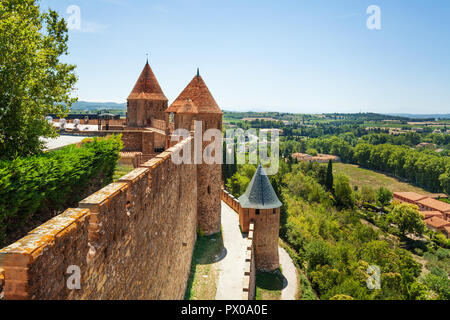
[
  {"x1": 376, "y1": 186, "x2": 393, "y2": 208},
  {"x1": 325, "y1": 159, "x2": 334, "y2": 191},
  {"x1": 0, "y1": 0, "x2": 77, "y2": 159},
  {"x1": 389, "y1": 203, "x2": 426, "y2": 237},
  {"x1": 333, "y1": 173, "x2": 354, "y2": 208}
]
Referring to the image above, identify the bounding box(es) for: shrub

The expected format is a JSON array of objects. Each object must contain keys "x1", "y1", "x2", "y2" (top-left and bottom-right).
[{"x1": 0, "y1": 135, "x2": 123, "y2": 247}]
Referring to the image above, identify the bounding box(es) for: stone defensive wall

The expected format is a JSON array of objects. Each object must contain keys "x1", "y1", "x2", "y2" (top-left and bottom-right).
[
  {"x1": 221, "y1": 190, "x2": 256, "y2": 300},
  {"x1": 0, "y1": 137, "x2": 197, "y2": 300},
  {"x1": 243, "y1": 222, "x2": 255, "y2": 300}
]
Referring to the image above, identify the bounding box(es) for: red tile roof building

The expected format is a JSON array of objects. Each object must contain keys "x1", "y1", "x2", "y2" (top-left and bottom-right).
[
  {"x1": 417, "y1": 198, "x2": 450, "y2": 219},
  {"x1": 393, "y1": 192, "x2": 428, "y2": 204},
  {"x1": 424, "y1": 216, "x2": 450, "y2": 231},
  {"x1": 393, "y1": 192, "x2": 450, "y2": 238},
  {"x1": 419, "y1": 211, "x2": 445, "y2": 220}
]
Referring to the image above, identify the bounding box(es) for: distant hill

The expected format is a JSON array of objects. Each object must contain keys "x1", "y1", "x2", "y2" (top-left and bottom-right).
[
  {"x1": 386, "y1": 113, "x2": 450, "y2": 120},
  {"x1": 71, "y1": 101, "x2": 126, "y2": 112}
]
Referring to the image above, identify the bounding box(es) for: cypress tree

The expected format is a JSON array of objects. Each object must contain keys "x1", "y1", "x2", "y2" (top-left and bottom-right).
[{"x1": 326, "y1": 159, "x2": 334, "y2": 191}]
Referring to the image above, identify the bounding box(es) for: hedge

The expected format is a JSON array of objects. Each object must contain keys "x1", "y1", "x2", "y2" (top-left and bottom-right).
[{"x1": 0, "y1": 135, "x2": 123, "y2": 247}]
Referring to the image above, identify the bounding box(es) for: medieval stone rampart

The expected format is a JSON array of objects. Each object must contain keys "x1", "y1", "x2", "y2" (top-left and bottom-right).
[{"x1": 0, "y1": 138, "x2": 197, "y2": 300}]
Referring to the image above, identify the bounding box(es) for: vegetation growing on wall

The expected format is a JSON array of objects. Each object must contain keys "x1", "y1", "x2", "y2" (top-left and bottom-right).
[{"x1": 0, "y1": 135, "x2": 123, "y2": 246}]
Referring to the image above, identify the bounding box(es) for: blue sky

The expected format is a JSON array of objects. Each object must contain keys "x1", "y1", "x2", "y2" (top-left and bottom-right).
[{"x1": 40, "y1": 0, "x2": 450, "y2": 114}]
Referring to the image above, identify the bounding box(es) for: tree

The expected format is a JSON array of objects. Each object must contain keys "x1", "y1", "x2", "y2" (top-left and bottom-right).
[
  {"x1": 306, "y1": 148, "x2": 318, "y2": 156},
  {"x1": 305, "y1": 240, "x2": 334, "y2": 271},
  {"x1": 376, "y1": 187, "x2": 393, "y2": 207},
  {"x1": 389, "y1": 203, "x2": 426, "y2": 237},
  {"x1": 359, "y1": 186, "x2": 376, "y2": 204},
  {"x1": 333, "y1": 173, "x2": 354, "y2": 208},
  {"x1": 0, "y1": 0, "x2": 77, "y2": 159},
  {"x1": 325, "y1": 159, "x2": 334, "y2": 191}
]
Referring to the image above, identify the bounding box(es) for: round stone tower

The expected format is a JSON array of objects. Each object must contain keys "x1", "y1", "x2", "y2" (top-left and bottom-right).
[
  {"x1": 166, "y1": 70, "x2": 223, "y2": 235},
  {"x1": 127, "y1": 61, "x2": 168, "y2": 127},
  {"x1": 239, "y1": 164, "x2": 282, "y2": 271}
]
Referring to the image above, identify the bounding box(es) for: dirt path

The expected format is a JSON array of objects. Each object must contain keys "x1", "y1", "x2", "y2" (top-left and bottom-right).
[
  {"x1": 215, "y1": 202, "x2": 247, "y2": 300},
  {"x1": 279, "y1": 247, "x2": 298, "y2": 300}
]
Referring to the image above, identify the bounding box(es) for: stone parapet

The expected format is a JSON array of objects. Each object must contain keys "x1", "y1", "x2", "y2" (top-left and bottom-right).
[{"x1": 0, "y1": 137, "x2": 197, "y2": 300}]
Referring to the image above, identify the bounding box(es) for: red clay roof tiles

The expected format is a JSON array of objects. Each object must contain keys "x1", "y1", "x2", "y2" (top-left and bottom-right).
[
  {"x1": 417, "y1": 197, "x2": 450, "y2": 213},
  {"x1": 128, "y1": 62, "x2": 167, "y2": 101},
  {"x1": 167, "y1": 74, "x2": 222, "y2": 114},
  {"x1": 425, "y1": 216, "x2": 450, "y2": 229},
  {"x1": 393, "y1": 192, "x2": 429, "y2": 202}
]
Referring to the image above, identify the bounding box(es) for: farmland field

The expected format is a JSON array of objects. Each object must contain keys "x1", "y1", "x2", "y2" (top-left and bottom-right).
[{"x1": 333, "y1": 163, "x2": 432, "y2": 194}]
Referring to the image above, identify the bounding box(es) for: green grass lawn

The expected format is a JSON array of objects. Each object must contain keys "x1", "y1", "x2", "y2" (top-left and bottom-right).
[
  {"x1": 255, "y1": 268, "x2": 285, "y2": 300},
  {"x1": 113, "y1": 164, "x2": 134, "y2": 181},
  {"x1": 333, "y1": 163, "x2": 431, "y2": 194},
  {"x1": 185, "y1": 231, "x2": 224, "y2": 300}
]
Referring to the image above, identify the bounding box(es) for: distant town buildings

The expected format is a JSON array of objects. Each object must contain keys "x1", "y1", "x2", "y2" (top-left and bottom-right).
[
  {"x1": 393, "y1": 192, "x2": 450, "y2": 238},
  {"x1": 292, "y1": 153, "x2": 340, "y2": 163}
]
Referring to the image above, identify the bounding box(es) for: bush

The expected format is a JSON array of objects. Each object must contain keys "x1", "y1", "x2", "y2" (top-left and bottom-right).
[
  {"x1": 0, "y1": 135, "x2": 123, "y2": 246},
  {"x1": 333, "y1": 174, "x2": 355, "y2": 208},
  {"x1": 305, "y1": 240, "x2": 334, "y2": 271}
]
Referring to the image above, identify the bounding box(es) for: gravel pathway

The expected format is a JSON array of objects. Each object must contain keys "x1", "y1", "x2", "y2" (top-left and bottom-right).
[
  {"x1": 279, "y1": 246, "x2": 298, "y2": 300},
  {"x1": 215, "y1": 201, "x2": 247, "y2": 300}
]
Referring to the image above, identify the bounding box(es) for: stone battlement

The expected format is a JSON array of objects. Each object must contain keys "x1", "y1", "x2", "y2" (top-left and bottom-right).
[{"x1": 0, "y1": 138, "x2": 198, "y2": 300}]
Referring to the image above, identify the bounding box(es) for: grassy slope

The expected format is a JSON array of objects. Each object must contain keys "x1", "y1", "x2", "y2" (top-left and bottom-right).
[
  {"x1": 333, "y1": 163, "x2": 431, "y2": 195},
  {"x1": 185, "y1": 232, "x2": 224, "y2": 300}
]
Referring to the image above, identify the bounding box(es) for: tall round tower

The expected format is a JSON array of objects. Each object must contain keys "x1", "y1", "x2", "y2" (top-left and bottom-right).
[
  {"x1": 166, "y1": 70, "x2": 223, "y2": 235},
  {"x1": 239, "y1": 164, "x2": 282, "y2": 271},
  {"x1": 127, "y1": 61, "x2": 168, "y2": 127}
]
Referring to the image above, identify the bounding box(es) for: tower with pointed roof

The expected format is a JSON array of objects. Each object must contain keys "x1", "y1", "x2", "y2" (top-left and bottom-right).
[
  {"x1": 239, "y1": 164, "x2": 281, "y2": 271},
  {"x1": 167, "y1": 70, "x2": 223, "y2": 235},
  {"x1": 127, "y1": 61, "x2": 168, "y2": 127}
]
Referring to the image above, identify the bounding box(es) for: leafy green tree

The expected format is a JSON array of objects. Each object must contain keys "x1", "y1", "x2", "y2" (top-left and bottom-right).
[
  {"x1": 376, "y1": 187, "x2": 393, "y2": 207},
  {"x1": 329, "y1": 294, "x2": 354, "y2": 300},
  {"x1": 306, "y1": 148, "x2": 318, "y2": 156},
  {"x1": 0, "y1": 0, "x2": 77, "y2": 159},
  {"x1": 325, "y1": 159, "x2": 334, "y2": 191},
  {"x1": 359, "y1": 185, "x2": 376, "y2": 204},
  {"x1": 407, "y1": 281, "x2": 429, "y2": 300},
  {"x1": 333, "y1": 173, "x2": 354, "y2": 208},
  {"x1": 423, "y1": 273, "x2": 450, "y2": 300},
  {"x1": 389, "y1": 203, "x2": 426, "y2": 237},
  {"x1": 439, "y1": 167, "x2": 450, "y2": 195},
  {"x1": 305, "y1": 240, "x2": 334, "y2": 271}
]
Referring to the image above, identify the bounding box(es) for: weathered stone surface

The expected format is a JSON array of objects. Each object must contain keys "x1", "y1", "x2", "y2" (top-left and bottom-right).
[
  {"x1": 254, "y1": 208, "x2": 280, "y2": 272},
  {"x1": 0, "y1": 138, "x2": 198, "y2": 300}
]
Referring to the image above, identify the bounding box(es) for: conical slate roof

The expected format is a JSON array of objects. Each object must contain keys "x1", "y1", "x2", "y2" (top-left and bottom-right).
[
  {"x1": 238, "y1": 164, "x2": 282, "y2": 209},
  {"x1": 128, "y1": 62, "x2": 167, "y2": 100},
  {"x1": 166, "y1": 73, "x2": 222, "y2": 114}
]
